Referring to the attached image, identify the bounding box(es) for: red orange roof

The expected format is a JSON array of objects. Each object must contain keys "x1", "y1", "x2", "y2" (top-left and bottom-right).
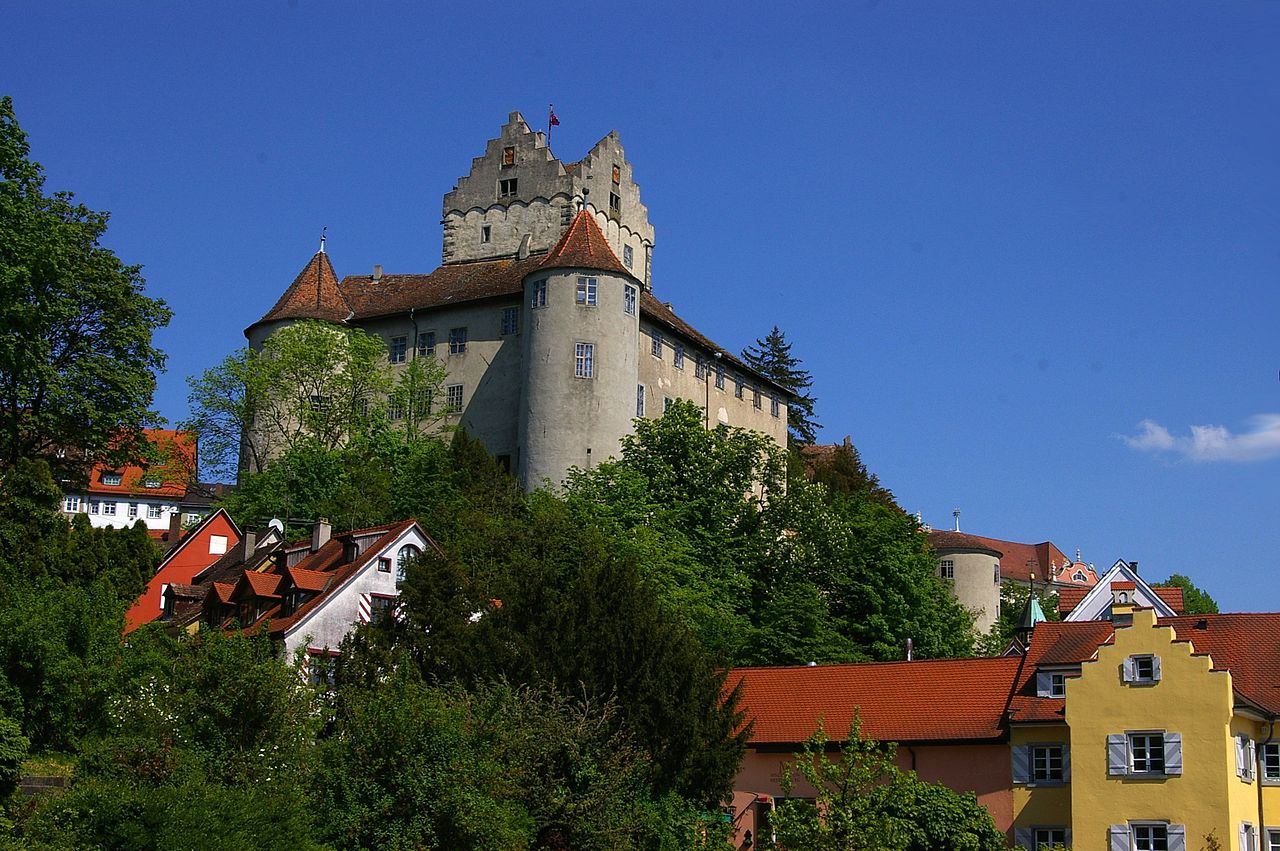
[
  {"x1": 1162, "y1": 614, "x2": 1280, "y2": 714},
  {"x1": 286, "y1": 566, "x2": 330, "y2": 592},
  {"x1": 255, "y1": 251, "x2": 350, "y2": 326},
  {"x1": 1056, "y1": 587, "x2": 1087, "y2": 615},
  {"x1": 84, "y1": 429, "x2": 195, "y2": 498},
  {"x1": 538, "y1": 209, "x2": 631, "y2": 277},
  {"x1": 729, "y1": 657, "x2": 1023, "y2": 745},
  {"x1": 1154, "y1": 587, "x2": 1185, "y2": 612},
  {"x1": 927, "y1": 530, "x2": 1003, "y2": 555}
]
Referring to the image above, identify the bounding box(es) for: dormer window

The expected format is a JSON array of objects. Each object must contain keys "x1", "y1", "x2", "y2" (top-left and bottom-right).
[
  {"x1": 101, "y1": 472, "x2": 122, "y2": 486},
  {"x1": 499, "y1": 178, "x2": 518, "y2": 197},
  {"x1": 143, "y1": 476, "x2": 161, "y2": 489}
]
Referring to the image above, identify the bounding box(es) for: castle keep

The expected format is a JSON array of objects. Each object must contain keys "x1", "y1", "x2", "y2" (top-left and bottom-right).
[{"x1": 247, "y1": 112, "x2": 790, "y2": 487}]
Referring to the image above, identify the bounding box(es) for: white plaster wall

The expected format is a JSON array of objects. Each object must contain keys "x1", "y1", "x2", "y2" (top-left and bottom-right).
[{"x1": 66, "y1": 495, "x2": 183, "y2": 531}]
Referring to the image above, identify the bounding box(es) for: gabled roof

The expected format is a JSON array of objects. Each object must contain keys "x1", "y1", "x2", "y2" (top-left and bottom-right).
[
  {"x1": 286, "y1": 566, "x2": 330, "y2": 592},
  {"x1": 1062, "y1": 560, "x2": 1179, "y2": 622},
  {"x1": 961, "y1": 534, "x2": 1088, "y2": 586},
  {"x1": 1006, "y1": 620, "x2": 1115, "y2": 723},
  {"x1": 729, "y1": 657, "x2": 1023, "y2": 745},
  {"x1": 82, "y1": 429, "x2": 196, "y2": 498},
  {"x1": 337, "y1": 255, "x2": 545, "y2": 321},
  {"x1": 254, "y1": 250, "x2": 351, "y2": 327},
  {"x1": 1161, "y1": 614, "x2": 1280, "y2": 714},
  {"x1": 538, "y1": 209, "x2": 632, "y2": 277}
]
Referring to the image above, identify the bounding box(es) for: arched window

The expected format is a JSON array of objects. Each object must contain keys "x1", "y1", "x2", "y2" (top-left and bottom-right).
[{"x1": 396, "y1": 544, "x2": 421, "y2": 585}]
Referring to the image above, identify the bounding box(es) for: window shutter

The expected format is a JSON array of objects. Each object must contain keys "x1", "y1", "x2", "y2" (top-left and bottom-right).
[
  {"x1": 1064, "y1": 828, "x2": 1073, "y2": 847},
  {"x1": 1036, "y1": 672, "x2": 1052, "y2": 698},
  {"x1": 1012, "y1": 745, "x2": 1031, "y2": 784},
  {"x1": 1122, "y1": 656, "x2": 1136, "y2": 683},
  {"x1": 1237, "y1": 736, "x2": 1247, "y2": 777},
  {"x1": 1164, "y1": 732, "x2": 1183, "y2": 775},
  {"x1": 1247, "y1": 739, "x2": 1257, "y2": 780},
  {"x1": 1151, "y1": 655, "x2": 1162, "y2": 681},
  {"x1": 1062, "y1": 743, "x2": 1072, "y2": 781},
  {"x1": 1013, "y1": 827, "x2": 1034, "y2": 849},
  {"x1": 1241, "y1": 824, "x2": 1248, "y2": 850},
  {"x1": 1108, "y1": 734, "x2": 1128, "y2": 775},
  {"x1": 1167, "y1": 825, "x2": 1186, "y2": 851},
  {"x1": 1110, "y1": 824, "x2": 1130, "y2": 851}
]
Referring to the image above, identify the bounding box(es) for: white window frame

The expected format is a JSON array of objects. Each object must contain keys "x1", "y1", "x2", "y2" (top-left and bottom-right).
[
  {"x1": 1050, "y1": 672, "x2": 1066, "y2": 698},
  {"x1": 636, "y1": 384, "x2": 645, "y2": 417},
  {"x1": 101, "y1": 472, "x2": 122, "y2": 486},
  {"x1": 396, "y1": 544, "x2": 420, "y2": 586},
  {"x1": 531, "y1": 280, "x2": 547, "y2": 309},
  {"x1": 939, "y1": 559, "x2": 954, "y2": 580},
  {"x1": 501, "y1": 306, "x2": 519, "y2": 336},
  {"x1": 1132, "y1": 823, "x2": 1169, "y2": 851},
  {"x1": 143, "y1": 476, "x2": 161, "y2": 489},
  {"x1": 445, "y1": 384, "x2": 464, "y2": 412},
  {"x1": 127, "y1": 503, "x2": 138, "y2": 518},
  {"x1": 673, "y1": 345, "x2": 684, "y2": 370},
  {"x1": 1241, "y1": 823, "x2": 1257, "y2": 851},
  {"x1": 417, "y1": 330, "x2": 436, "y2": 356},
  {"x1": 622, "y1": 244, "x2": 633, "y2": 268},
  {"x1": 1033, "y1": 827, "x2": 1069, "y2": 849},
  {"x1": 1262, "y1": 743, "x2": 1280, "y2": 784},
  {"x1": 101, "y1": 501, "x2": 118, "y2": 516},
  {"x1": 575, "y1": 276, "x2": 597, "y2": 306},
  {"x1": 64, "y1": 495, "x2": 80, "y2": 513},
  {"x1": 623, "y1": 284, "x2": 636, "y2": 315},
  {"x1": 651, "y1": 332, "x2": 662, "y2": 358},
  {"x1": 147, "y1": 504, "x2": 163, "y2": 520},
  {"x1": 389, "y1": 335, "x2": 407, "y2": 364},
  {"x1": 1237, "y1": 733, "x2": 1257, "y2": 782},
  {"x1": 1265, "y1": 827, "x2": 1280, "y2": 851},
  {"x1": 715, "y1": 364, "x2": 725, "y2": 390},
  {"x1": 89, "y1": 500, "x2": 100, "y2": 514},
  {"x1": 574, "y1": 342, "x2": 595, "y2": 379},
  {"x1": 1031, "y1": 743, "x2": 1066, "y2": 783},
  {"x1": 1124, "y1": 654, "x2": 1161, "y2": 685}
]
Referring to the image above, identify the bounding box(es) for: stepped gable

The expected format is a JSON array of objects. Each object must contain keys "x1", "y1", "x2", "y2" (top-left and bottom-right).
[
  {"x1": 1161, "y1": 613, "x2": 1280, "y2": 714},
  {"x1": 338, "y1": 255, "x2": 545, "y2": 321},
  {"x1": 538, "y1": 208, "x2": 631, "y2": 277},
  {"x1": 256, "y1": 250, "x2": 351, "y2": 326}
]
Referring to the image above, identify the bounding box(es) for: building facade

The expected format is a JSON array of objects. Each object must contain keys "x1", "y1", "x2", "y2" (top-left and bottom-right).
[{"x1": 246, "y1": 113, "x2": 790, "y2": 488}]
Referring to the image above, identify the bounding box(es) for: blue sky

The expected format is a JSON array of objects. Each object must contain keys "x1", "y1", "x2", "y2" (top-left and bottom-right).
[{"x1": 6, "y1": 1, "x2": 1278, "y2": 611}]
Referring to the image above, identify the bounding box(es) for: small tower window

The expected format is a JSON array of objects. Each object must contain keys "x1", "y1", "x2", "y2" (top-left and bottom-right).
[
  {"x1": 940, "y1": 560, "x2": 955, "y2": 580},
  {"x1": 623, "y1": 244, "x2": 634, "y2": 269},
  {"x1": 531, "y1": 280, "x2": 547, "y2": 309},
  {"x1": 576, "y1": 277, "x2": 598, "y2": 306},
  {"x1": 623, "y1": 284, "x2": 637, "y2": 316},
  {"x1": 481, "y1": 225, "x2": 491, "y2": 244},
  {"x1": 574, "y1": 343, "x2": 595, "y2": 379},
  {"x1": 611, "y1": 164, "x2": 621, "y2": 184},
  {"x1": 499, "y1": 178, "x2": 518, "y2": 197},
  {"x1": 502, "y1": 146, "x2": 515, "y2": 167}
]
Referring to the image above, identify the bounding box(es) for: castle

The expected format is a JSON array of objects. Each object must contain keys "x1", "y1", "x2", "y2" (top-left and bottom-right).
[{"x1": 246, "y1": 112, "x2": 790, "y2": 487}]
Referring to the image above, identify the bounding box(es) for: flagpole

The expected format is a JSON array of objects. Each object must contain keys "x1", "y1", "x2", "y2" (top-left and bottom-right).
[{"x1": 548, "y1": 103, "x2": 554, "y2": 146}]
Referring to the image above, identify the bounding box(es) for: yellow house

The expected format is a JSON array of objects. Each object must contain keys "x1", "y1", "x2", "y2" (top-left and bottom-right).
[{"x1": 1007, "y1": 602, "x2": 1280, "y2": 850}]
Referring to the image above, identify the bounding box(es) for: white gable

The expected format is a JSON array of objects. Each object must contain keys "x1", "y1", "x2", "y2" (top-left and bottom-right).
[{"x1": 1062, "y1": 560, "x2": 1178, "y2": 622}]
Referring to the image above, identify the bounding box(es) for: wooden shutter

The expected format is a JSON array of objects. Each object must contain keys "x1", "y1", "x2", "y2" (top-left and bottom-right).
[
  {"x1": 1151, "y1": 655, "x2": 1162, "y2": 681},
  {"x1": 1109, "y1": 824, "x2": 1130, "y2": 851},
  {"x1": 1108, "y1": 734, "x2": 1128, "y2": 775},
  {"x1": 1122, "y1": 656, "x2": 1136, "y2": 683},
  {"x1": 1036, "y1": 672, "x2": 1053, "y2": 697},
  {"x1": 1237, "y1": 735, "x2": 1247, "y2": 777},
  {"x1": 1167, "y1": 824, "x2": 1186, "y2": 851},
  {"x1": 1164, "y1": 732, "x2": 1183, "y2": 775},
  {"x1": 1012, "y1": 745, "x2": 1031, "y2": 784},
  {"x1": 1013, "y1": 827, "x2": 1033, "y2": 849}
]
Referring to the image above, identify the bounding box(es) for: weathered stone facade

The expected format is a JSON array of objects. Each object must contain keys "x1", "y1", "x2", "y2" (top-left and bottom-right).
[{"x1": 247, "y1": 113, "x2": 789, "y2": 489}]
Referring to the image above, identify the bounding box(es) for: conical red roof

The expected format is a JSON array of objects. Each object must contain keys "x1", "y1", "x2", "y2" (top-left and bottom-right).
[
  {"x1": 539, "y1": 209, "x2": 632, "y2": 277},
  {"x1": 256, "y1": 251, "x2": 351, "y2": 325}
]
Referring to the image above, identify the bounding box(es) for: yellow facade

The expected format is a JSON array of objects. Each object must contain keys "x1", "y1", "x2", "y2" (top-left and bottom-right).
[{"x1": 1010, "y1": 723, "x2": 1072, "y2": 840}]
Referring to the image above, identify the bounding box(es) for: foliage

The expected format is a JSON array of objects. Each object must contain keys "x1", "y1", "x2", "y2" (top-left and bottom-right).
[
  {"x1": 741, "y1": 325, "x2": 819, "y2": 445},
  {"x1": 185, "y1": 320, "x2": 446, "y2": 480},
  {"x1": 805, "y1": 438, "x2": 899, "y2": 510},
  {"x1": 765, "y1": 723, "x2": 1005, "y2": 851},
  {"x1": 975, "y1": 582, "x2": 1060, "y2": 656},
  {"x1": 0, "y1": 713, "x2": 28, "y2": 802},
  {"x1": 0, "y1": 96, "x2": 171, "y2": 481},
  {"x1": 1159, "y1": 573, "x2": 1219, "y2": 615}
]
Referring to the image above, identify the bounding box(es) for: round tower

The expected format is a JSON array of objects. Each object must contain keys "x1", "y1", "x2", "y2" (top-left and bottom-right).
[
  {"x1": 518, "y1": 208, "x2": 640, "y2": 488},
  {"x1": 927, "y1": 530, "x2": 1004, "y2": 635}
]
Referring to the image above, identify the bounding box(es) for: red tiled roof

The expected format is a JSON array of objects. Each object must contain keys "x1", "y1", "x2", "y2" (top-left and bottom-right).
[
  {"x1": 84, "y1": 429, "x2": 195, "y2": 498},
  {"x1": 927, "y1": 531, "x2": 1003, "y2": 555},
  {"x1": 286, "y1": 567, "x2": 330, "y2": 592},
  {"x1": 210, "y1": 582, "x2": 235, "y2": 605},
  {"x1": 1057, "y1": 588, "x2": 1087, "y2": 615},
  {"x1": 1007, "y1": 620, "x2": 1115, "y2": 722},
  {"x1": 336, "y1": 256, "x2": 544, "y2": 321},
  {"x1": 256, "y1": 251, "x2": 350, "y2": 326},
  {"x1": 962, "y1": 534, "x2": 1090, "y2": 586},
  {"x1": 729, "y1": 657, "x2": 1023, "y2": 745},
  {"x1": 238, "y1": 571, "x2": 281, "y2": 599},
  {"x1": 1111, "y1": 580, "x2": 1136, "y2": 591},
  {"x1": 538, "y1": 209, "x2": 631, "y2": 277},
  {"x1": 1162, "y1": 614, "x2": 1280, "y2": 714},
  {"x1": 1154, "y1": 587, "x2": 1185, "y2": 613}
]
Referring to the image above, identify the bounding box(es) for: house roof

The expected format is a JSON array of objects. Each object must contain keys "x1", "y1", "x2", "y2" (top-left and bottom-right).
[
  {"x1": 286, "y1": 566, "x2": 331, "y2": 592},
  {"x1": 729, "y1": 657, "x2": 1023, "y2": 745},
  {"x1": 959, "y1": 534, "x2": 1094, "y2": 587},
  {"x1": 1006, "y1": 620, "x2": 1115, "y2": 723},
  {"x1": 254, "y1": 250, "x2": 350, "y2": 326},
  {"x1": 1061, "y1": 561, "x2": 1179, "y2": 621},
  {"x1": 1056, "y1": 588, "x2": 1087, "y2": 615},
  {"x1": 335, "y1": 255, "x2": 545, "y2": 321},
  {"x1": 82, "y1": 429, "x2": 196, "y2": 498},
  {"x1": 927, "y1": 530, "x2": 1004, "y2": 556},
  {"x1": 538, "y1": 209, "x2": 632, "y2": 278},
  {"x1": 1162, "y1": 614, "x2": 1280, "y2": 715}
]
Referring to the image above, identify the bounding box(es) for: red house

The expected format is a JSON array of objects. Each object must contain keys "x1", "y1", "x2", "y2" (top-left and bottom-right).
[{"x1": 124, "y1": 507, "x2": 241, "y2": 633}]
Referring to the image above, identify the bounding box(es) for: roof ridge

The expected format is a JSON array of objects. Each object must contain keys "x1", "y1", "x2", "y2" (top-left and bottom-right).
[
  {"x1": 538, "y1": 209, "x2": 631, "y2": 277},
  {"x1": 254, "y1": 250, "x2": 351, "y2": 327}
]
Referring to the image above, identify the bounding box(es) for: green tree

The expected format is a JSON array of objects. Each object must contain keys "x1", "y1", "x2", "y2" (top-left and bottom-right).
[
  {"x1": 975, "y1": 582, "x2": 1060, "y2": 656},
  {"x1": 806, "y1": 437, "x2": 899, "y2": 510},
  {"x1": 741, "y1": 325, "x2": 819, "y2": 445},
  {"x1": 765, "y1": 723, "x2": 1005, "y2": 851},
  {"x1": 1159, "y1": 573, "x2": 1219, "y2": 615},
  {"x1": 0, "y1": 96, "x2": 171, "y2": 480}
]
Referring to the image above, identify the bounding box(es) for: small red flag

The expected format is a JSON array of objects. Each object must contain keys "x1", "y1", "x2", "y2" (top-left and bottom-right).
[{"x1": 549, "y1": 110, "x2": 560, "y2": 127}]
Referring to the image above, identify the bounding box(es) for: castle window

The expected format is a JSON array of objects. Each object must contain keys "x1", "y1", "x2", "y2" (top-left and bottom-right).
[
  {"x1": 501, "y1": 307, "x2": 519, "y2": 336},
  {"x1": 417, "y1": 331, "x2": 436, "y2": 357},
  {"x1": 623, "y1": 284, "x2": 636, "y2": 316},
  {"x1": 446, "y1": 384, "x2": 464, "y2": 411},
  {"x1": 499, "y1": 178, "x2": 518, "y2": 197},
  {"x1": 715, "y1": 364, "x2": 725, "y2": 390},
  {"x1": 939, "y1": 560, "x2": 954, "y2": 580},
  {"x1": 147, "y1": 504, "x2": 162, "y2": 519},
  {"x1": 735, "y1": 379, "x2": 744, "y2": 399},
  {"x1": 695, "y1": 357, "x2": 705, "y2": 379},
  {"x1": 664, "y1": 397, "x2": 674, "y2": 412},
  {"x1": 651, "y1": 332, "x2": 662, "y2": 358},
  {"x1": 636, "y1": 384, "x2": 645, "y2": 417},
  {"x1": 389, "y1": 336, "x2": 407, "y2": 363},
  {"x1": 531, "y1": 280, "x2": 547, "y2": 308},
  {"x1": 574, "y1": 343, "x2": 595, "y2": 379},
  {"x1": 101, "y1": 472, "x2": 122, "y2": 486},
  {"x1": 609, "y1": 192, "x2": 621, "y2": 214},
  {"x1": 502, "y1": 146, "x2": 515, "y2": 166},
  {"x1": 388, "y1": 399, "x2": 404, "y2": 421},
  {"x1": 576, "y1": 277, "x2": 597, "y2": 306},
  {"x1": 753, "y1": 388, "x2": 762, "y2": 409},
  {"x1": 995, "y1": 564, "x2": 1001, "y2": 583},
  {"x1": 623, "y1": 245, "x2": 634, "y2": 268},
  {"x1": 612, "y1": 163, "x2": 621, "y2": 184},
  {"x1": 448, "y1": 327, "x2": 468, "y2": 355},
  {"x1": 64, "y1": 496, "x2": 79, "y2": 513},
  {"x1": 673, "y1": 345, "x2": 685, "y2": 370},
  {"x1": 770, "y1": 396, "x2": 780, "y2": 417},
  {"x1": 481, "y1": 225, "x2": 491, "y2": 243}
]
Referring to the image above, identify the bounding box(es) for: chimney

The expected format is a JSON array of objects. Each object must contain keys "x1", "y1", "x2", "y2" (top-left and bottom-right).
[
  {"x1": 906, "y1": 637, "x2": 914, "y2": 661},
  {"x1": 167, "y1": 509, "x2": 183, "y2": 543},
  {"x1": 311, "y1": 518, "x2": 332, "y2": 552},
  {"x1": 1130, "y1": 560, "x2": 1138, "y2": 575},
  {"x1": 372, "y1": 264, "x2": 383, "y2": 282}
]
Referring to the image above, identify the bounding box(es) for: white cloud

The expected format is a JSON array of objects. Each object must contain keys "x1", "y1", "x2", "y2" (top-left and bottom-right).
[{"x1": 1120, "y1": 414, "x2": 1280, "y2": 462}]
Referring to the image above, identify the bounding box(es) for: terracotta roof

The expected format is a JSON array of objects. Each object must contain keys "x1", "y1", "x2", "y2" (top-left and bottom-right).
[
  {"x1": 729, "y1": 657, "x2": 1023, "y2": 745},
  {"x1": 83, "y1": 429, "x2": 195, "y2": 498},
  {"x1": 210, "y1": 582, "x2": 235, "y2": 605},
  {"x1": 255, "y1": 250, "x2": 350, "y2": 326},
  {"x1": 286, "y1": 566, "x2": 330, "y2": 592},
  {"x1": 1162, "y1": 614, "x2": 1280, "y2": 714},
  {"x1": 927, "y1": 530, "x2": 1003, "y2": 556},
  {"x1": 1111, "y1": 580, "x2": 1136, "y2": 591},
  {"x1": 336, "y1": 256, "x2": 544, "y2": 321},
  {"x1": 1057, "y1": 588, "x2": 1087, "y2": 615},
  {"x1": 240, "y1": 571, "x2": 282, "y2": 599},
  {"x1": 1154, "y1": 587, "x2": 1185, "y2": 612},
  {"x1": 538, "y1": 209, "x2": 632, "y2": 277},
  {"x1": 1007, "y1": 621, "x2": 1115, "y2": 722},
  {"x1": 961, "y1": 534, "x2": 1090, "y2": 586}
]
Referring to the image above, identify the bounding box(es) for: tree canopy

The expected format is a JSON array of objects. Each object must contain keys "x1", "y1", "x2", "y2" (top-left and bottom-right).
[
  {"x1": 741, "y1": 325, "x2": 820, "y2": 445},
  {"x1": 1159, "y1": 573, "x2": 1219, "y2": 615},
  {"x1": 0, "y1": 96, "x2": 171, "y2": 480}
]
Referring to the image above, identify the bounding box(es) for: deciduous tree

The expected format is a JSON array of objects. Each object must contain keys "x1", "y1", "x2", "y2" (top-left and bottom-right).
[{"x1": 1159, "y1": 573, "x2": 1219, "y2": 615}]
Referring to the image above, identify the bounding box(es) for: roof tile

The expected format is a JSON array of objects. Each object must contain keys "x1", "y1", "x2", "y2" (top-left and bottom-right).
[
  {"x1": 538, "y1": 209, "x2": 631, "y2": 277},
  {"x1": 256, "y1": 251, "x2": 350, "y2": 325}
]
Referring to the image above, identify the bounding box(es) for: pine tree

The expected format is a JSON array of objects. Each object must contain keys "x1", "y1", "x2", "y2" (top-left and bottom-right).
[{"x1": 741, "y1": 326, "x2": 819, "y2": 445}]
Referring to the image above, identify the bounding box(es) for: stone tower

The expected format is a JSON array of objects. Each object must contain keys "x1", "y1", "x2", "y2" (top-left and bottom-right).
[
  {"x1": 518, "y1": 208, "x2": 642, "y2": 488},
  {"x1": 442, "y1": 112, "x2": 656, "y2": 288}
]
